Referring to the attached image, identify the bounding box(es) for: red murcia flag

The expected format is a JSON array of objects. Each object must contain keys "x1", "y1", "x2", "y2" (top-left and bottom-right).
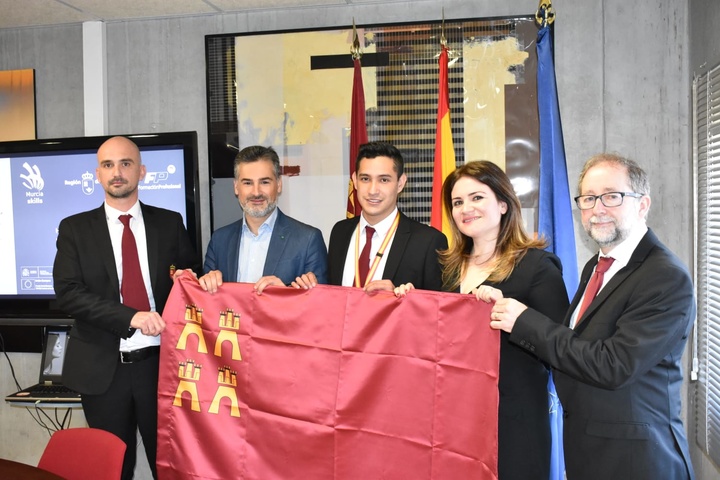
[
  {"x1": 347, "y1": 57, "x2": 368, "y2": 219},
  {"x1": 156, "y1": 272, "x2": 500, "y2": 479}
]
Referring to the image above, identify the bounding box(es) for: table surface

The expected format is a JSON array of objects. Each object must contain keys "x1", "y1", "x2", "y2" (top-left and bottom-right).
[
  {"x1": 0, "y1": 458, "x2": 65, "y2": 479},
  {"x1": 5, "y1": 399, "x2": 82, "y2": 409}
]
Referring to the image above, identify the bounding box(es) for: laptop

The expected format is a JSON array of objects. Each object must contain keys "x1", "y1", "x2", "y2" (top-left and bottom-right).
[{"x1": 5, "y1": 326, "x2": 81, "y2": 403}]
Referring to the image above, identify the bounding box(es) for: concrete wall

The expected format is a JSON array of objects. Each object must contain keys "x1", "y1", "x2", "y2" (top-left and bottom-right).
[
  {"x1": 688, "y1": 0, "x2": 720, "y2": 477},
  {"x1": 0, "y1": 0, "x2": 708, "y2": 477}
]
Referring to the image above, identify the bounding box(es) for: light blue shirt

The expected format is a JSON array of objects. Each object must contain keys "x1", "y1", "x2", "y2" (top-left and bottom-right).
[{"x1": 237, "y1": 208, "x2": 279, "y2": 282}]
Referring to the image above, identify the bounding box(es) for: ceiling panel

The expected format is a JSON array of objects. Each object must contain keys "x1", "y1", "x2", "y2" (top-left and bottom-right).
[
  {"x1": 209, "y1": 0, "x2": 345, "y2": 10},
  {"x1": 65, "y1": 0, "x2": 220, "y2": 20},
  {"x1": 0, "y1": 0, "x2": 95, "y2": 29},
  {"x1": 0, "y1": 0, "x2": 352, "y2": 29}
]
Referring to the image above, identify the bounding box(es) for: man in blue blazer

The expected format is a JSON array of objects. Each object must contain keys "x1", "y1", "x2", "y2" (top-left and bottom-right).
[
  {"x1": 200, "y1": 146, "x2": 327, "y2": 294},
  {"x1": 484, "y1": 154, "x2": 695, "y2": 479}
]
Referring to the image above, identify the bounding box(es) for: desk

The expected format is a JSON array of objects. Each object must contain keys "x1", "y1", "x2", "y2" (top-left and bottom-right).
[
  {"x1": 0, "y1": 458, "x2": 64, "y2": 479},
  {"x1": 5, "y1": 400, "x2": 82, "y2": 431},
  {"x1": 5, "y1": 400, "x2": 82, "y2": 409}
]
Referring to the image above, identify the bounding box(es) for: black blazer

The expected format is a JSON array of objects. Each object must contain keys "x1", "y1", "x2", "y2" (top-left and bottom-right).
[
  {"x1": 53, "y1": 203, "x2": 198, "y2": 395},
  {"x1": 327, "y1": 212, "x2": 447, "y2": 291},
  {"x1": 481, "y1": 248, "x2": 568, "y2": 480},
  {"x1": 512, "y1": 230, "x2": 695, "y2": 480}
]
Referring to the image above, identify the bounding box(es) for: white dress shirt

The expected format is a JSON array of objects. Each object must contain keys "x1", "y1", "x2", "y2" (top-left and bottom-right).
[
  {"x1": 104, "y1": 201, "x2": 159, "y2": 350},
  {"x1": 341, "y1": 208, "x2": 399, "y2": 287}
]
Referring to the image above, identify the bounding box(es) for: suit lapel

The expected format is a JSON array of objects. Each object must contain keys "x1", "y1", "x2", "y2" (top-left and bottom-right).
[
  {"x1": 382, "y1": 213, "x2": 410, "y2": 280},
  {"x1": 574, "y1": 230, "x2": 658, "y2": 328},
  {"x1": 90, "y1": 206, "x2": 121, "y2": 296},
  {"x1": 140, "y1": 203, "x2": 159, "y2": 293},
  {"x1": 330, "y1": 217, "x2": 359, "y2": 285},
  {"x1": 264, "y1": 210, "x2": 289, "y2": 275},
  {"x1": 227, "y1": 222, "x2": 242, "y2": 281}
]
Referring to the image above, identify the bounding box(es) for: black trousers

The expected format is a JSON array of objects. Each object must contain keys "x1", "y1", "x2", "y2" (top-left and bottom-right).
[{"x1": 81, "y1": 352, "x2": 159, "y2": 480}]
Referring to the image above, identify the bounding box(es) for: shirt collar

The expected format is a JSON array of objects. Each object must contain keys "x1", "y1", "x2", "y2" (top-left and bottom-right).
[
  {"x1": 359, "y1": 207, "x2": 399, "y2": 238},
  {"x1": 105, "y1": 200, "x2": 142, "y2": 223},
  {"x1": 242, "y1": 207, "x2": 279, "y2": 236},
  {"x1": 598, "y1": 223, "x2": 648, "y2": 267}
]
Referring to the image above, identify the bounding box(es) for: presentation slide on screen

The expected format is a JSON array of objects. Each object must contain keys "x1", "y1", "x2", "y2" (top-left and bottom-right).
[{"x1": 0, "y1": 148, "x2": 187, "y2": 296}]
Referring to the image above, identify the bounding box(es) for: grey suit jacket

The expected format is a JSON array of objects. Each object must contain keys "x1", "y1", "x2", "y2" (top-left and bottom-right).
[
  {"x1": 511, "y1": 229, "x2": 695, "y2": 480},
  {"x1": 203, "y1": 208, "x2": 328, "y2": 285}
]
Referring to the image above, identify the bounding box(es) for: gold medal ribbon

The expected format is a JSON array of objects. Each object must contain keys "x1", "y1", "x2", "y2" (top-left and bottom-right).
[{"x1": 354, "y1": 212, "x2": 400, "y2": 288}]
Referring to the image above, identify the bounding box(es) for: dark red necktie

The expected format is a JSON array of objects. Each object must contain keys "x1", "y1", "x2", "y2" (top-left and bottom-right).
[
  {"x1": 119, "y1": 214, "x2": 150, "y2": 311},
  {"x1": 576, "y1": 256, "x2": 615, "y2": 323},
  {"x1": 358, "y1": 226, "x2": 375, "y2": 287}
]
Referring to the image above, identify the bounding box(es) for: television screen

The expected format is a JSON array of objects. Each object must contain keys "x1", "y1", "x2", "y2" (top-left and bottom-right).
[{"x1": 0, "y1": 131, "x2": 202, "y2": 324}]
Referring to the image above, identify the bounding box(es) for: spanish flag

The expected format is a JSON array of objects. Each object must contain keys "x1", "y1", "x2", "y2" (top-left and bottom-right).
[
  {"x1": 431, "y1": 44, "x2": 456, "y2": 238},
  {"x1": 347, "y1": 58, "x2": 368, "y2": 218}
]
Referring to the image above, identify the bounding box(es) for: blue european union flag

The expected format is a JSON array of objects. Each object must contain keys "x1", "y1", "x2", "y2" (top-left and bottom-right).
[
  {"x1": 537, "y1": 23, "x2": 578, "y2": 480},
  {"x1": 537, "y1": 24, "x2": 578, "y2": 299}
]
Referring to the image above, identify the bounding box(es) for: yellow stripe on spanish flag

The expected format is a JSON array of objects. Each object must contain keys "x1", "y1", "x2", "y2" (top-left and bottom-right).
[{"x1": 431, "y1": 45, "x2": 455, "y2": 241}]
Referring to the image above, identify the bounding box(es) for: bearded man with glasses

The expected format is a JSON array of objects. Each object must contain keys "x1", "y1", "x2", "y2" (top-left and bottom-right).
[{"x1": 478, "y1": 153, "x2": 696, "y2": 480}]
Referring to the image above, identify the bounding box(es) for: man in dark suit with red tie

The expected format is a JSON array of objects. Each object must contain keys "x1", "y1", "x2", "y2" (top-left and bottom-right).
[
  {"x1": 482, "y1": 153, "x2": 695, "y2": 479},
  {"x1": 53, "y1": 136, "x2": 198, "y2": 480},
  {"x1": 293, "y1": 141, "x2": 447, "y2": 292}
]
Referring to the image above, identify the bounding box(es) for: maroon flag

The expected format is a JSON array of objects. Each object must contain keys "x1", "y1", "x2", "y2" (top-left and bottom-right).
[
  {"x1": 157, "y1": 273, "x2": 500, "y2": 479},
  {"x1": 347, "y1": 58, "x2": 368, "y2": 218}
]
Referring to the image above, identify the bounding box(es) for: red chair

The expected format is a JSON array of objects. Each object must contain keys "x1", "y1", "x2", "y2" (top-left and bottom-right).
[{"x1": 38, "y1": 427, "x2": 126, "y2": 480}]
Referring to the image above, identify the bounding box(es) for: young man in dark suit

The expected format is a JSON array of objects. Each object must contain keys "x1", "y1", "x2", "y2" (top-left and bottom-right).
[
  {"x1": 53, "y1": 136, "x2": 198, "y2": 480},
  {"x1": 483, "y1": 153, "x2": 695, "y2": 479},
  {"x1": 198, "y1": 145, "x2": 327, "y2": 294},
  {"x1": 294, "y1": 141, "x2": 447, "y2": 292}
]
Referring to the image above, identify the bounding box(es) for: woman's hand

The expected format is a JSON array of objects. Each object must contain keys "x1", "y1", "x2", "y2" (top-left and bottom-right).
[
  {"x1": 393, "y1": 283, "x2": 415, "y2": 297},
  {"x1": 474, "y1": 285, "x2": 503, "y2": 303}
]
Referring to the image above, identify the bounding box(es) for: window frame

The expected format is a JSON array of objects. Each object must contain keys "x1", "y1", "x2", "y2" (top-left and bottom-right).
[{"x1": 694, "y1": 62, "x2": 720, "y2": 465}]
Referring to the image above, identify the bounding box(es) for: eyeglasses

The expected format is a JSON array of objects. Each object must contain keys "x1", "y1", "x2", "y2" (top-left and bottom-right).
[{"x1": 574, "y1": 192, "x2": 644, "y2": 210}]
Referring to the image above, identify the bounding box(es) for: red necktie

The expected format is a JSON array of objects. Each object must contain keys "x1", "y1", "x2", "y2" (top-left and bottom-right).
[
  {"x1": 358, "y1": 226, "x2": 375, "y2": 287},
  {"x1": 576, "y1": 256, "x2": 615, "y2": 323},
  {"x1": 119, "y1": 214, "x2": 151, "y2": 311}
]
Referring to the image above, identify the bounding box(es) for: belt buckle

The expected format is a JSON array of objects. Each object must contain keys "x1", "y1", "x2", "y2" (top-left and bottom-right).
[{"x1": 120, "y1": 351, "x2": 132, "y2": 364}]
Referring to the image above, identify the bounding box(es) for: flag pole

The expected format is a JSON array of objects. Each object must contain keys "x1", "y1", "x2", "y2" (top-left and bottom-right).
[{"x1": 430, "y1": 9, "x2": 456, "y2": 240}]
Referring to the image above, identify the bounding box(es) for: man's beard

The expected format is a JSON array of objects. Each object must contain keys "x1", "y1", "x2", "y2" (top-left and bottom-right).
[
  {"x1": 241, "y1": 195, "x2": 277, "y2": 218},
  {"x1": 106, "y1": 178, "x2": 136, "y2": 199},
  {"x1": 584, "y1": 216, "x2": 629, "y2": 249}
]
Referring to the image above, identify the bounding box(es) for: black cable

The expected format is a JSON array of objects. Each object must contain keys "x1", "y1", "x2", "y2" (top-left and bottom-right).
[
  {"x1": 0, "y1": 332, "x2": 23, "y2": 391},
  {"x1": 1, "y1": 333, "x2": 75, "y2": 433},
  {"x1": 29, "y1": 403, "x2": 55, "y2": 436}
]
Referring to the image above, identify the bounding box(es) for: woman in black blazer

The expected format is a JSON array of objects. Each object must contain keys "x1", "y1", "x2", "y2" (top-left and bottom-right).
[{"x1": 406, "y1": 160, "x2": 570, "y2": 479}]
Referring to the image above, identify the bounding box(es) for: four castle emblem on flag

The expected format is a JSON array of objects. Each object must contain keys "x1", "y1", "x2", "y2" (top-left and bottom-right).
[{"x1": 173, "y1": 304, "x2": 243, "y2": 417}]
